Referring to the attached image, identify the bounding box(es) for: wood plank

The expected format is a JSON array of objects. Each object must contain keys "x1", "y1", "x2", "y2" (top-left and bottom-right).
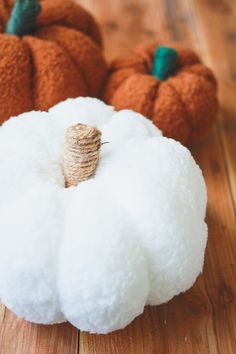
[
  {"x1": 78, "y1": 0, "x2": 236, "y2": 353},
  {"x1": 78, "y1": 0, "x2": 171, "y2": 60},
  {"x1": 0, "y1": 309, "x2": 78, "y2": 354},
  {"x1": 0, "y1": 303, "x2": 5, "y2": 327},
  {"x1": 218, "y1": 81, "x2": 236, "y2": 210},
  {"x1": 190, "y1": 0, "x2": 236, "y2": 208},
  {"x1": 192, "y1": 130, "x2": 236, "y2": 354}
]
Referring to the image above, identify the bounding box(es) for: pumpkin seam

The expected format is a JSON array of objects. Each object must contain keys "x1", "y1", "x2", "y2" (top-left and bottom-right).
[
  {"x1": 35, "y1": 25, "x2": 90, "y2": 94},
  {"x1": 22, "y1": 37, "x2": 40, "y2": 109},
  {"x1": 108, "y1": 53, "x2": 151, "y2": 102},
  {"x1": 37, "y1": 19, "x2": 101, "y2": 48},
  {"x1": 108, "y1": 71, "x2": 140, "y2": 102},
  {"x1": 149, "y1": 80, "x2": 160, "y2": 119},
  {"x1": 167, "y1": 80, "x2": 193, "y2": 142},
  {"x1": 178, "y1": 64, "x2": 217, "y2": 88}
]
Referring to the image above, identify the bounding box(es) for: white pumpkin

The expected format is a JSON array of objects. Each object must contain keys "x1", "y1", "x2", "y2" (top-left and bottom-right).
[{"x1": 0, "y1": 97, "x2": 207, "y2": 334}]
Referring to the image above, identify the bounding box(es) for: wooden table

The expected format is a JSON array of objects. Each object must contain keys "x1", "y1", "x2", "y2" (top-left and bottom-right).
[{"x1": 1, "y1": 0, "x2": 236, "y2": 353}]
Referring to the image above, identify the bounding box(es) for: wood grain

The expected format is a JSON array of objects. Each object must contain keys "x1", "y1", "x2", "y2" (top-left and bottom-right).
[
  {"x1": 0, "y1": 0, "x2": 235, "y2": 353},
  {"x1": 0, "y1": 309, "x2": 78, "y2": 354},
  {"x1": 191, "y1": 0, "x2": 236, "y2": 209},
  {"x1": 0, "y1": 303, "x2": 5, "y2": 328}
]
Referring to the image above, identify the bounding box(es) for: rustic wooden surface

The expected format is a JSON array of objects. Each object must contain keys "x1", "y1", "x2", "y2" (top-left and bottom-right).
[{"x1": 0, "y1": 0, "x2": 236, "y2": 353}]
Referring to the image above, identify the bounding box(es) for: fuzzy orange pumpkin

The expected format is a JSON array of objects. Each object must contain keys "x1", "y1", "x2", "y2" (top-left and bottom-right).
[
  {"x1": 103, "y1": 42, "x2": 218, "y2": 145},
  {"x1": 0, "y1": 0, "x2": 107, "y2": 124}
]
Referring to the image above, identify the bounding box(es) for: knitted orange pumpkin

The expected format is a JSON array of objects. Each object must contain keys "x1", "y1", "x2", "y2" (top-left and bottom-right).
[
  {"x1": 103, "y1": 42, "x2": 218, "y2": 145},
  {"x1": 0, "y1": 0, "x2": 107, "y2": 124}
]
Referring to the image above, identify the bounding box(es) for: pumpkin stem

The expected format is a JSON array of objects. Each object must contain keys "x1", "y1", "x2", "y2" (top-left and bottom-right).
[
  {"x1": 64, "y1": 124, "x2": 102, "y2": 188},
  {"x1": 152, "y1": 46, "x2": 178, "y2": 81},
  {"x1": 6, "y1": 0, "x2": 41, "y2": 36}
]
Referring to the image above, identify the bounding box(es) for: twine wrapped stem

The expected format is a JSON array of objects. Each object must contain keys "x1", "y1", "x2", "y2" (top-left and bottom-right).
[{"x1": 64, "y1": 124, "x2": 102, "y2": 187}]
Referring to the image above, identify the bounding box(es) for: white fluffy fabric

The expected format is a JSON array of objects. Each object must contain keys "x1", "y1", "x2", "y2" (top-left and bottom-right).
[{"x1": 0, "y1": 97, "x2": 207, "y2": 333}]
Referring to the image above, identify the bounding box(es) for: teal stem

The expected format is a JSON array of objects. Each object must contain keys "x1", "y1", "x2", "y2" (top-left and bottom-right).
[
  {"x1": 6, "y1": 0, "x2": 41, "y2": 36},
  {"x1": 152, "y1": 46, "x2": 178, "y2": 81}
]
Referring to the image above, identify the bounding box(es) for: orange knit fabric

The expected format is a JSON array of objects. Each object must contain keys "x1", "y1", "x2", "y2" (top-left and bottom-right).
[
  {"x1": 103, "y1": 42, "x2": 218, "y2": 146},
  {"x1": 0, "y1": 0, "x2": 107, "y2": 124}
]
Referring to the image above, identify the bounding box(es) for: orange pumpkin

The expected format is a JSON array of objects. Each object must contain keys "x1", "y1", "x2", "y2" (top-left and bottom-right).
[
  {"x1": 103, "y1": 42, "x2": 218, "y2": 145},
  {"x1": 0, "y1": 0, "x2": 107, "y2": 124}
]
